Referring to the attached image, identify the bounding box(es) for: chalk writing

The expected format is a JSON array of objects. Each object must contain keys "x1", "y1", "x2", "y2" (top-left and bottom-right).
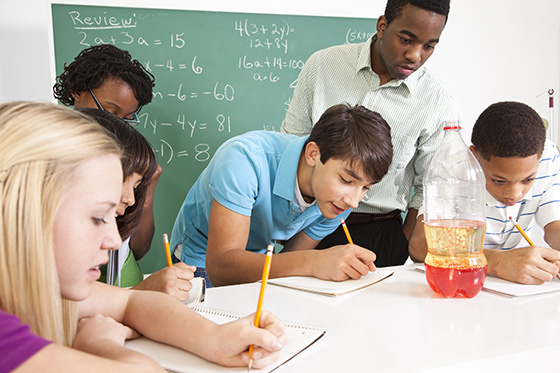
[
  {"x1": 235, "y1": 19, "x2": 294, "y2": 39},
  {"x1": 345, "y1": 28, "x2": 374, "y2": 44},
  {"x1": 155, "y1": 140, "x2": 211, "y2": 164},
  {"x1": 239, "y1": 56, "x2": 304, "y2": 70},
  {"x1": 76, "y1": 31, "x2": 185, "y2": 48},
  {"x1": 68, "y1": 10, "x2": 137, "y2": 29}
]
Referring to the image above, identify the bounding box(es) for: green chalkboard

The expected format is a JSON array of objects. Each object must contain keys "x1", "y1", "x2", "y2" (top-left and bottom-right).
[{"x1": 51, "y1": 3, "x2": 376, "y2": 273}]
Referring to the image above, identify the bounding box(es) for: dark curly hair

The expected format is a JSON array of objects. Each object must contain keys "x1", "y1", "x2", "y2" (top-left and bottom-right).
[
  {"x1": 77, "y1": 108, "x2": 158, "y2": 240},
  {"x1": 471, "y1": 101, "x2": 546, "y2": 160},
  {"x1": 53, "y1": 44, "x2": 155, "y2": 107},
  {"x1": 385, "y1": 0, "x2": 451, "y2": 25}
]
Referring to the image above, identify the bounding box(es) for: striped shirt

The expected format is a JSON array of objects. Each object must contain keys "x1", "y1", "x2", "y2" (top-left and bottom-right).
[
  {"x1": 281, "y1": 35, "x2": 460, "y2": 214},
  {"x1": 485, "y1": 140, "x2": 560, "y2": 250}
]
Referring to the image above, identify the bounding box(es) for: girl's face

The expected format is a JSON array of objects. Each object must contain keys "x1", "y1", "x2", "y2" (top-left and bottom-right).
[
  {"x1": 116, "y1": 172, "x2": 143, "y2": 216},
  {"x1": 53, "y1": 153, "x2": 123, "y2": 301}
]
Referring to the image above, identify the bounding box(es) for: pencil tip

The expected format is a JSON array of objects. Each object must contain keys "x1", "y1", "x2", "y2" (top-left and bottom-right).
[{"x1": 247, "y1": 358, "x2": 253, "y2": 372}]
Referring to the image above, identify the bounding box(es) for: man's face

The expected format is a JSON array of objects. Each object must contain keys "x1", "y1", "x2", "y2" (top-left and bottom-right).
[{"x1": 375, "y1": 3, "x2": 446, "y2": 81}]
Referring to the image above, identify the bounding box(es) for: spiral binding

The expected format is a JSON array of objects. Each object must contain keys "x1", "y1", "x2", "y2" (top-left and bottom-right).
[{"x1": 190, "y1": 305, "x2": 325, "y2": 331}]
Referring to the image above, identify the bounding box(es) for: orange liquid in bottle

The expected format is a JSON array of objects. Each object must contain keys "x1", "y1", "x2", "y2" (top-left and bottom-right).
[{"x1": 424, "y1": 220, "x2": 487, "y2": 298}]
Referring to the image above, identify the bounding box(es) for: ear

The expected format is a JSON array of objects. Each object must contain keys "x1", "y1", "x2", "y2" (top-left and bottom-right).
[
  {"x1": 469, "y1": 145, "x2": 479, "y2": 159},
  {"x1": 71, "y1": 91, "x2": 82, "y2": 105},
  {"x1": 304, "y1": 141, "x2": 321, "y2": 167},
  {"x1": 376, "y1": 15, "x2": 388, "y2": 39}
]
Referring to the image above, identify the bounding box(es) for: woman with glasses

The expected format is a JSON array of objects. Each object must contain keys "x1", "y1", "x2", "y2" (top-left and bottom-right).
[{"x1": 53, "y1": 44, "x2": 153, "y2": 126}]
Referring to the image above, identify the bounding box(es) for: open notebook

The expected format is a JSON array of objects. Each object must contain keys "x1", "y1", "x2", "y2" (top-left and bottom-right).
[
  {"x1": 267, "y1": 269, "x2": 394, "y2": 296},
  {"x1": 481, "y1": 274, "x2": 560, "y2": 297},
  {"x1": 125, "y1": 305, "x2": 326, "y2": 372}
]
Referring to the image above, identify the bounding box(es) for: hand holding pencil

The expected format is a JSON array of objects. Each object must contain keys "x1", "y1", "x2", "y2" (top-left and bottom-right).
[{"x1": 509, "y1": 216, "x2": 560, "y2": 281}]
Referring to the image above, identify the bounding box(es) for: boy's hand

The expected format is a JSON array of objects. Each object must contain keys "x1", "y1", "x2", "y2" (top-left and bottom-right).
[
  {"x1": 487, "y1": 246, "x2": 560, "y2": 284},
  {"x1": 132, "y1": 262, "x2": 196, "y2": 302},
  {"x1": 312, "y1": 244, "x2": 376, "y2": 281}
]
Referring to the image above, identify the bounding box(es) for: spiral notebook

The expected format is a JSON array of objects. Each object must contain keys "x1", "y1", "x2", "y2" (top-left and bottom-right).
[
  {"x1": 267, "y1": 269, "x2": 394, "y2": 296},
  {"x1": 124, "y1": 305, "x2": 326, "y2": 372}
]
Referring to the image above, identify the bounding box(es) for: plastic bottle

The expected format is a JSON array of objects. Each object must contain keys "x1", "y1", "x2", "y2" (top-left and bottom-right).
[{"x1": 423, "y1": 122, "x2": 487, "y2": 298}]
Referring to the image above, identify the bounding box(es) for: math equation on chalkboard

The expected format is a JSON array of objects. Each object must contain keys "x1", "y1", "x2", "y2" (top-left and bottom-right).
[{"x1": 52, "y1": 4, "x2": 375, "y2": 220}]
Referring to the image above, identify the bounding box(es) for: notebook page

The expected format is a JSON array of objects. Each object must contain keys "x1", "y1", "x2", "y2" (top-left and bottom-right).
[
  {"x1": 125, "y1": 306, "x2": 326, "y2": 373},
  {"x1": 482, "y1": 274, "x2": 560, "y2": 297},
  {"x1": 267, "y1": 269, "x2": 394, "y2": 296}
]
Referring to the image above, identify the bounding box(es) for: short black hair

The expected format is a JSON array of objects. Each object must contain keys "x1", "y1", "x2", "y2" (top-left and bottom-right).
[
  {"x1": 53, "y1": 44, "x2": 155, "y2": 107},
  {"x1": 77, "y1": 108, "x2": 157, "y2": 239},
  {"x1": 385, "y1": 0, "x2": 451, "y2": 25},
  {"x1": 471, "y1": 101, "x2": 546, "y2": 160},
  {"x1": 306, "y1": 104, "x2": 393, "y2": 184}
]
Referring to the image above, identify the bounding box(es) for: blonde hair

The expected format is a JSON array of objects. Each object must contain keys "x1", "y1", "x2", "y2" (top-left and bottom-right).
[{"x1": 0, "y1": 101, "x2": 121, "y2": 346}]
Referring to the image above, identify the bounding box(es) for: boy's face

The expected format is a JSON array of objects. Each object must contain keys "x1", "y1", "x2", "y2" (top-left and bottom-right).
[
  {"x1": 309, "y1": 156, "x2": 374, "y2": 220},
  {"x1": 472, "y1": 147, "x2": 540, "y2": 206}
]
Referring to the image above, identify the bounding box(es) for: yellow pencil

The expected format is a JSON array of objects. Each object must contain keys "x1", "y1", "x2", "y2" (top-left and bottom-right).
[
  {"x1": 341, "y1": 218, "x2": 353, "y2": 244},
  {"x1": 163, "y1": 233, "x2": 173, "y2": 267},
  {"x1": 509, "y1": 216, "x2": 535, "y2": 246},
  {"x1": 247, "y1": 244, "x2": 274, "y2": 371}
]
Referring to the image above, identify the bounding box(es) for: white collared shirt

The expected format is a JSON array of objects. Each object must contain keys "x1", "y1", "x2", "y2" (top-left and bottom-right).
[{"x1": 281, "y1": 35, "x2": 460, "y2": 214}]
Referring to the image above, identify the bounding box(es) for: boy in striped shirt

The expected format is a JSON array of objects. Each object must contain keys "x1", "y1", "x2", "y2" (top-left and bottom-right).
[{"x1": 410, "y1": 101, "x2": 560, "y2": 284}]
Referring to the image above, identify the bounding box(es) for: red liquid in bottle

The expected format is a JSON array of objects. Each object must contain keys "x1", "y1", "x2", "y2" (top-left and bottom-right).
[
  {"x1": 424, "y1": 220, "x2": 487, "y2": 298},
  {"x1": 425, "y1": 263, "x2": 487, "y2": 298}
]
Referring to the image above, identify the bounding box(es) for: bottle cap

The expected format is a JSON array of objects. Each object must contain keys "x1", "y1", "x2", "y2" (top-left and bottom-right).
[{"x1": 443, "y1": 125, "x2": 462, "y2": 130}]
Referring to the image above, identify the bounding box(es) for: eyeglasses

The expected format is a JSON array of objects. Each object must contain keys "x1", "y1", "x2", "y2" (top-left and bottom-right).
[{"x1": 87, "y1": 88, "x2": 141, "y2": 127}]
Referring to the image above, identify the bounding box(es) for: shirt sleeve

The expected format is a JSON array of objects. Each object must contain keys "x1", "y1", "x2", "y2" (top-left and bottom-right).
[
  {"x1": 535, "y1": 142, "x2": 560, "y2": 228},
  {"x1": 410, "y1": 92, "x2": 461, "y2": 210},
  {"x1": 0, "y1": 309, "x2": 51, "y2": 373},
  {"x1": 280, "y1": 52, "x2": 318, "y2": 136},
  {"x1": 208, "y1": 140, "x2": 261, "y2": 217}
]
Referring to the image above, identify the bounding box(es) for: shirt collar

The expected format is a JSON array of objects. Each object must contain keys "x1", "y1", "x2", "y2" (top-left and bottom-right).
[
  {"x1": 273, "y1": 135, "x2": 309, "y2": 202},
  {"x1": 358, "y1": 34, "x2": 423, "y2": 94}
]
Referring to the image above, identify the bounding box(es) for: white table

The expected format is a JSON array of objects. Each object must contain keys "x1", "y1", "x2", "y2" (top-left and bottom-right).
[{"x1": 203, "y1": 265, "x2": 560, "y2": 372}]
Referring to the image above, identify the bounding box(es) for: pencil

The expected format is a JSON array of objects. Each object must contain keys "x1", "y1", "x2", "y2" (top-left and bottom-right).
[
  {"x1": 341, "y1": 218, "x2": 353, "y2": 244},
  {"x1": 247, "y1": 244, "x2": 274, "y2": 371},
  {"x1": 163, "y1": 233, "x2": 173, "y2": 267},
  {"x1": 509, "y1": 216, "x2": 535, "y2": 246}
]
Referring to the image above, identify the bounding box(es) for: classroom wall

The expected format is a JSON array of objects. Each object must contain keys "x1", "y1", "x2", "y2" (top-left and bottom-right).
[
  {"x1": 1, "y1": 0, "x2": 559, "y2": 141},
  {"x1": 1, "y1": 0, "x2": 558, "y2": 251}
]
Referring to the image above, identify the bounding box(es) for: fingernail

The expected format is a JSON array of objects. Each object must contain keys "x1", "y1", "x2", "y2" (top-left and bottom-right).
[
  {"x1": 271, "y1": 340, "x2": 283, "y2": 351},
  {"x1": 252, "y1": 351, "x2": 262, "y2": 359}
]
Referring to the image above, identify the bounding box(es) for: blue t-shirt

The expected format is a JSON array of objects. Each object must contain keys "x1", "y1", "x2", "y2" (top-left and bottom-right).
[{"x1": 170, "y1": 131, "x2": 350, "y2": 268}]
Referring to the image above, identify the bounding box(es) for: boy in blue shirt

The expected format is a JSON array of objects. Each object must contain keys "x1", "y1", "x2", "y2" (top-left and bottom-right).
[
  {"x1": 410, "y1": 101, "x2": 560, "y2": 284},
  {"x1": 171, "y1": 104, "x2": 393, "y2": 286}
]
